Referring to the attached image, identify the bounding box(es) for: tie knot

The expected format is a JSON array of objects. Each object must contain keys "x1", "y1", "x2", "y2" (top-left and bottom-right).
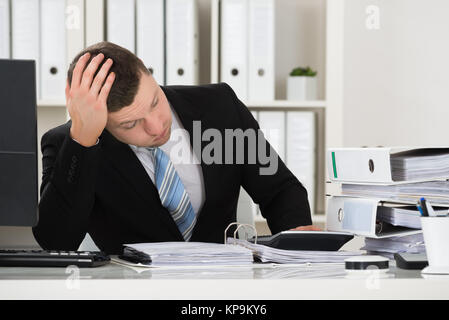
[{"x1": 148, "y1": 147, "x2": 158, "y2": 156}]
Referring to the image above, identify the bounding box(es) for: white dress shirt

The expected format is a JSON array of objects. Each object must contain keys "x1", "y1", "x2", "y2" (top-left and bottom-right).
[{"x1": 128, "y1": 104, "x2": 205, "y2": 215}]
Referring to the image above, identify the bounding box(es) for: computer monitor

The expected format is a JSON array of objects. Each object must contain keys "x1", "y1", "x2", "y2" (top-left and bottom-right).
[{"x1": 0, "y1": 59, "x2": 38, "y2": 227}]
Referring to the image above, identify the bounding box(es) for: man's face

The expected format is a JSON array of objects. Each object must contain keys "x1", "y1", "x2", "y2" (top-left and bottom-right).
[{"x1": 106, "y1": 72, "x2": 172, "y2": 147}]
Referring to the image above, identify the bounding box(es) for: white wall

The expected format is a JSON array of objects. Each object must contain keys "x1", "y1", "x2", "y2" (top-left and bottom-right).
[
  {"x1": 275, "y1": 0, "x2": 326, "y2": 100},
  {"x1": 341, "y1": 0, "x2": 449, "y2": 147}
]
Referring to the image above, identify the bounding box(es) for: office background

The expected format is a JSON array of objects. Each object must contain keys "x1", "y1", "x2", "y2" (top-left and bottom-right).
[{"x1": 0, "y1": 0, "x2": 447, "y2": 249}]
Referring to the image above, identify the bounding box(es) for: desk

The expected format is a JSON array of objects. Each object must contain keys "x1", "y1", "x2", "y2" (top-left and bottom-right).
[{"x1": 1, "y1": 260, "x2": 449, "y2": 299}]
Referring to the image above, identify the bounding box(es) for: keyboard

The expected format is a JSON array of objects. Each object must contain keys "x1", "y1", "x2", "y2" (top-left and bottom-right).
[{"x1": 0, "y1": 249, "x2": 110, "y2": 268}]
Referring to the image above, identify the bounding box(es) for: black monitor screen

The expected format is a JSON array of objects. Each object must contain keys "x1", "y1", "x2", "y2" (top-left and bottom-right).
[{"x1": 0, "y1": 59, "x2": 38, "y2": 226}]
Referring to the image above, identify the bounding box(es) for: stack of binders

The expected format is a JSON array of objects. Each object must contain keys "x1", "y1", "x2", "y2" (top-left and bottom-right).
[{"x1": 325, "y1": 147, "x2": 449, "y2": 258}]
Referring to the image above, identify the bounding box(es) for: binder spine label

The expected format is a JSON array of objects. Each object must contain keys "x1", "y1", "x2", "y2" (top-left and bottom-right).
[{"x1": 331, "y1": 152, "x2": 338, "y2": 178}]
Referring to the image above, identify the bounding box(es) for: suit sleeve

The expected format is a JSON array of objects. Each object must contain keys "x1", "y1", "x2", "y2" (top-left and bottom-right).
[
  {"x1": 221, "y1": 83, "x2": 312, "y2": 233},
  {"x1": 32, "y1": 125, "x2": 101, "y2": 251}
]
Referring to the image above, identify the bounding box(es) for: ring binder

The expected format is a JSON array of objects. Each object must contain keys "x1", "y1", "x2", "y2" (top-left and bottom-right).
[{"x1": 224, "y1": 222, "x2": 257, "y2": 245}]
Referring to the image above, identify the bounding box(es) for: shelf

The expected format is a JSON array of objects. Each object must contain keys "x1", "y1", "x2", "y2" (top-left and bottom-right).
[
  {"x1": 246, "y1": 100, "x2": 326, "y2": 109},
  {"x1": 37, "y1": 100, "x2": 66, "y2": 108}
]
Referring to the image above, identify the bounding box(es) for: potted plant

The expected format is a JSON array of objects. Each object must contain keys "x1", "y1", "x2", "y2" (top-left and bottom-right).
[{"x1": 287, "y1": 66, "x2": 318, "y2": 100}]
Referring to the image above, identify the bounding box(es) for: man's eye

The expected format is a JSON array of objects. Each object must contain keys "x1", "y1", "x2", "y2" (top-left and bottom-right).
[{"x1": 124, "y1": 121, "x2": 137, "y2": 129}]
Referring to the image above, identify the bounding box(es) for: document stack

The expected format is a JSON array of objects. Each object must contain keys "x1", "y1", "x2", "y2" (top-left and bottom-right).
[
  {"x1": 326, "y1": 147, "x2": 449, "y2": 257},
  {"x1": 227, "y1": 238, "x2": 359, "y2": 264},
  {"x1": 122, "y1": 242, "x2": 254, "y2": 266}
]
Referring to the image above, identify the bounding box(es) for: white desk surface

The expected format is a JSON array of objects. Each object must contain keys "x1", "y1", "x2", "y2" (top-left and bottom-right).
[{"x1": 1, "y1": 260, "x2": 449, "y2": 299}]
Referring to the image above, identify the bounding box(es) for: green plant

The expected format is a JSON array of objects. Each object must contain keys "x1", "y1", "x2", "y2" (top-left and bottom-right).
[{"x1": 289, "y1": 66, "x2": 317, "y2": 77}]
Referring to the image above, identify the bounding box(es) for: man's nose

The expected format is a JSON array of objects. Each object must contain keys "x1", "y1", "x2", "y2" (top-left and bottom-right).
[{"x1": 143, "y1": 116, "x2": 164, "y2": 136}]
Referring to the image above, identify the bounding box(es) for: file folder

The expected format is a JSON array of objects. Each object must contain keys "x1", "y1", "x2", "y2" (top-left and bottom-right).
[
  {"x1": 106, "y1": 0, "x2": 136, "y2": 53},
  {"x1": 258, "y1": 111, "x2": 285, "y2": 161},
  {"x1": 220, "y1": 0, "x2": 248, "y2": 101},
  {"x1": 326, "y1": 196, "x2": 422, "y2": 238},
  {"x1": 12, "y1": 0, "x2": 40, "y2": 99},
  {"x1": 66, "y1": 0, "x2": 85, "y2": 64},
  {"x1": 40, "y1": 0, "x2": 67, "y2": 101},
  {"x1": 85, "y1": 0, "x2": 104, "y2": 46},
  {"x1": 286, "y1": 112, "x2": 316, "y2": 214},
  {"x1": 247, "y1": 0, "x2": 275, "y2": 101},
  {"x1": 327, "y1": 146, "x2": 449, "y2": 184},
  {"x1": 136, "y1": 0, "x2": 165, "y2": 85},
  {"x1": 0, "y1": 0, "x2": 9, "y2": 59},
  {"x1": 165, "y1": 0, "x2": 199, "y2": 85}
]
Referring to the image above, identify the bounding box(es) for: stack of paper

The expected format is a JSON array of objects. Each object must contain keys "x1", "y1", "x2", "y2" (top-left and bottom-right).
[
  {"x1": 124, "y1": 242, "x2": 254, "y2": 266},
  {"x1": 361, "y1": 233, "x2": 425, "y2": 258},
  {"x1": 228, "y1": 238, "x2": 360, "y2": 264},
  {"x1": 377, "y1": 206, "x2": 423, "y2": 229},
  {"x1": 341, "y1": 180, "x2": 449, "y2": 206},
  {"x1": 391, "y1": 150, "x2": 449, "y2": 181}
]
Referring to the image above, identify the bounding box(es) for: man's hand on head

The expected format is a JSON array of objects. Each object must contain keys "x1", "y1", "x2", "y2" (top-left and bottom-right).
[
  {"x1": 67, "y1": 52, "x2": 116, "y2": 147},
  {"x1": 290, "y1": 225, "x2": 322, "y2": 231}
]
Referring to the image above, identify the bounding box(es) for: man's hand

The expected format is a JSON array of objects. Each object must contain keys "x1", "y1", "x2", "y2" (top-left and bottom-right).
[
  {"x1": 66, "y1": 52, "x2": 116, "y2": 147},
  {"x1": 290, "y1": 225, "x2": 322, "y2": 231}
]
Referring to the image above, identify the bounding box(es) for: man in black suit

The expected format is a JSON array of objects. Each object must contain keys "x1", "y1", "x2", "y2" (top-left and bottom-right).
[{"x1": 33, "y1": 42, "x2": 317, "y2": 254}]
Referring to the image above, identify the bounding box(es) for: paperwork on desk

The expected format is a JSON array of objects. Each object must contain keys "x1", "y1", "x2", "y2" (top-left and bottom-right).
[
  {"x1": 120, "y1": 240, "x2": 361, "y2": 267},
  {"x1": 123, "y1": 242, "x2": 254, "y2": 266},
  {"x1": 362, "y1": 232, "x2": 425, "y2": 258},
  {"x1": 227, "y1": 238, "x2": 360, "y2": 264}
]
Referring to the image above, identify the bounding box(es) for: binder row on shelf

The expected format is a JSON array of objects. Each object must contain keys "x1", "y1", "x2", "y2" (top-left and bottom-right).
[
  {"x1": 220, "y1": 0, "x2": 275, "y2": 102},
  {"x1": 239, "y1": 111, "x2": 316, "y2": 222},
  {"x1": 0, "y1": 0, "x2": 199, "y2": 102},
  {"x1": 0, "y1": 0, "x2": 68, "y2": 101},
  {"x1": 107, "y1": 0, "x2": 199, "y2": 86},
  {"x1": 326, "y1": 147, "x2": 449, "y2": 257}
]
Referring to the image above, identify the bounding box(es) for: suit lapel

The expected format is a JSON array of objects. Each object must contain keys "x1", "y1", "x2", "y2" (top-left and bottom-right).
[{"x1": 100, "y1": 129, "x2": 183, "y2": 240}]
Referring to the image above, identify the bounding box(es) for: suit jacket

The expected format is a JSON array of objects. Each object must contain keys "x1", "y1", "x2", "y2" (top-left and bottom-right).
[{"x1": 32, "y1": 83, "x2": 311, "y2": 254}]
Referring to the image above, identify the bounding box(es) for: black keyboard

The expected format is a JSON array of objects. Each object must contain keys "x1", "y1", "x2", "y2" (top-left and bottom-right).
[{"x1": 0, "y1": 249, "x2": 110, "y2": 268}]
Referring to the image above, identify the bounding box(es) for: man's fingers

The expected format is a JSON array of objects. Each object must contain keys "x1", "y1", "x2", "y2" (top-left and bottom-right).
[
  {"x1": 90, "y1": 58, "x2": 114, "y2": 96},
  {"x1": 65, "y1": 79, "x2": 70, "y2": 98},
  {"x1": 80, "y1": 53, "x2": 105, "y2": 90},
  {"x1": 71, "y1": 52, "x2": 90, "y2": 89},
  {"x1": 290, "y1": 225, "x2": 322, "y2": 231},
  {"x1": 98, "y1": 72, "x2": 116, "y2": 105}
]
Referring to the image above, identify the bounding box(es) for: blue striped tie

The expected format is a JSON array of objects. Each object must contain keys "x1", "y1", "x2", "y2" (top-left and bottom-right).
[{"x1": 150, "y1": 147, "x2": 197, "y2": 241}]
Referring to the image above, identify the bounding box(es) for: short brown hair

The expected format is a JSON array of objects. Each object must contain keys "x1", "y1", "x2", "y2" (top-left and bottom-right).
[{"x1": 67, "y1": 41, "x2": 150, "y2": 112}]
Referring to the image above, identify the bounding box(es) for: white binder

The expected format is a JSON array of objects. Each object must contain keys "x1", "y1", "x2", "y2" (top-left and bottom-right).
[
  {"x1": 40, "y1": 0, "x2": 67, "y2": 101},
  {"x1": 0, "y1": 0, "x2": 9, "y2": 59},
  {"x1": 165, "y1": 0, "x2": 199, "y2": 85},
  {"x1": 12, "y1": 0, "x2": 40, "y2": 98},
  {"x1": 137, "y1": 0, "x2": 165, "y2": 85},
  {"x1": 85, "y1": 0, "x2": 104, "y2": 46},
  {"x1": 286, "y1": 112, "x2": 316, "y2": 214},
  {"x1": 107, "y1": 0, "x2": 135, "y2": 53},
  {"x1": 247, "y1": 0, "x2": 275, "y2": 101},
  {"x1": 258, "y1": 111, "x2": 285, "y2": 161},
  {"x1": 327, "y1": 146, "x2": 449, "y2": 184},
  {"x1": 220, "y1": 0, "x2": 248, "y2": 101},
  {"x1": 66, "y1": 0, "x2": 85, "y2": 64},
  {"x1": 326, "y1": 196, "x2": 421, "y2": 239}
]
